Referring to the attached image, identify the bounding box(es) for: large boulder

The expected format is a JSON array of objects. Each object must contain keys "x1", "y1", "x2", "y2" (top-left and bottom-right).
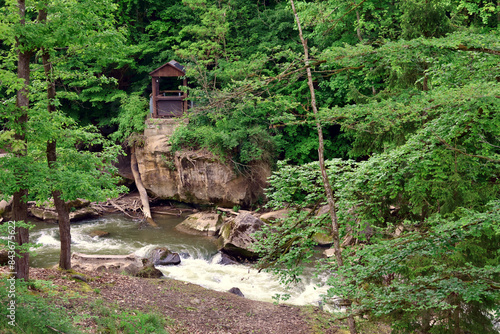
[
  {"x1": 149, "y1": 247, "x2": 181, "y2": 266},
  {"x1": 71, "y1": 253, "x2": 144, "y2": 276},
  {"x1": 217, "y1": 251, "x2": 239, "y2": 265},
  {"x1": 134, "y1": 119, "x2": 270, "y2": 207},
  {"x1": 216, "y1": 213, "x2": 265, "y2": 261},
  {"x1": 313, "y1": 205, "x2": 334, "y2": 245},
  {"x1": 313, "y1": 232, "x2": 333, "y2": 246},
  {"x1": 228, "y1": 287, "x2": 245, "y2": 297},
  {"x1": 175, "y1": 212, "x2": 222, "y2": 236}
]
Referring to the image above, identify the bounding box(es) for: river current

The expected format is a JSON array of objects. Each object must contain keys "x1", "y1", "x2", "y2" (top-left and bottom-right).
[{"x1": 30, "y1": 213, "x2": 332, "y2": 310}]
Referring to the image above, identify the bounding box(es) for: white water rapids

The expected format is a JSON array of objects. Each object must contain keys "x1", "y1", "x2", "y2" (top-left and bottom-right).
[{"x1": 29, "y1": 214, "x2": 336, "y2": 311}]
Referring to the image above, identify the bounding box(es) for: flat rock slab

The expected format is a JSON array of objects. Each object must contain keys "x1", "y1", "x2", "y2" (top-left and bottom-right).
[
  {"x1": 175, "y1": 212, "x2": 222, "y2": 236},
  {"x1": 71, "y1": 253, "x2": 144, "y2": 276}
]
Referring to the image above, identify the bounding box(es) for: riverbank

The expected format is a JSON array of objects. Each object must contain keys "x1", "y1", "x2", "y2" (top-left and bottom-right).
[{"x1": 1, "y1": 266, "x2": 352, "y2": 334}]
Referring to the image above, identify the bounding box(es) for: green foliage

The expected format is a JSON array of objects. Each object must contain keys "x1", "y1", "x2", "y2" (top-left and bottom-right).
[
  {"x1": 253, "y1": 2, "x2": 499, "y2": 330},
  {"x1": 169, "y1": 99, "x2": 281, "y2": 164},
  {"x1": 328, "y1": 203, "x2": 500, "y2": 333},
  {"x1": 111, "y1": 93, "x2": 149, "y2": 142},
  {"x1": 256, "y1": 154, "x2": 500, "y2": 331},
  {"x1": 0, "y1": 0, "x2": 128, "y2": 205},
  {"x1": 400, "y1": 0, "x2": 453, "y2": 38},
  {"x1": 0, "y1": 278, "x2": 82, "y2": 333},
  {"x1": 0, "y1": 0, "x2": 132, "y2": 127},
  {"x1": 165, "y1": 0, "x2": 351, "y2": 165},
  {"x1": 1, "y1": 1, "x2": 498, "y2": 331}
]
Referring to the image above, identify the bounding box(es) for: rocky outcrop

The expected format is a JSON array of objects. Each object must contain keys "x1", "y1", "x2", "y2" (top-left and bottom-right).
[
  {"x1": 30, "y1": 207, "x2": 59, "y2": 222},
  {"x1": 71, "y1": 253, "x2": 144, "y2": 276},
  {"x1": 29, "y1": 199, "x2": 99, "y2": 223},
  {"x1": 175, "y1": 212, "x2": 222, "y2": 236},
  {"x1": 134, "y1": 119, "x2": 270, "y2": 207},
  {"x1": 71, "y1": 249, "x2": 181, "y2": 277},
  {"x1": 30, "y1": 206, "x2": 99, "y2": 223},
  {"x1": 216, "y1": 213, "x2": 265, "y2": 261}
]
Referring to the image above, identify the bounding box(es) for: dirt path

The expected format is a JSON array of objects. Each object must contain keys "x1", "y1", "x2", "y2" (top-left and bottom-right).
[{"x1": 25, "y1": 267, "x2": 343, "y2": 334}]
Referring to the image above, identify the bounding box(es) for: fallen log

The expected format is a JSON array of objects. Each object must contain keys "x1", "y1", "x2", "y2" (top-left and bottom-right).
[{"x1": 130, "y1": 145, "x2": 158, "y2": 227}]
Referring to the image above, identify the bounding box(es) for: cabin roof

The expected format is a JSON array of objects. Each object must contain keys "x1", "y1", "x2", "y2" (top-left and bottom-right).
[{"x1": 149, "y1": 60, "x2": 185, "y2": 77}]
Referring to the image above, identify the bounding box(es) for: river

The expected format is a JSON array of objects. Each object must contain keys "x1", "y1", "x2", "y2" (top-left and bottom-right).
[{"x1": 30, "y1": 213, "x2": 333, "y2": 310}]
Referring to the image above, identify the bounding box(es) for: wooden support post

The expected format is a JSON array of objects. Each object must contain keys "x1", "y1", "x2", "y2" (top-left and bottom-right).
[
  {"x1": 152, "y1": 77, "x2": 158, "y2": 118},
  {"x1": 182, "y1": 77, "x2": 188, "y2": 114}
]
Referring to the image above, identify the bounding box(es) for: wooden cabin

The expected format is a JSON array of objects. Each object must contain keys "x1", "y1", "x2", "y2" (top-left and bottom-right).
[{"x1": 149, "y1": 60, "x2": 188, "y2": 118}]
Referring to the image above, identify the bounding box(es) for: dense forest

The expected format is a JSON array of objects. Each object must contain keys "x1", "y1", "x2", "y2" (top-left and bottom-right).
[{"x1": 1, "y1": 0, "x2": 499, "y2": 333}]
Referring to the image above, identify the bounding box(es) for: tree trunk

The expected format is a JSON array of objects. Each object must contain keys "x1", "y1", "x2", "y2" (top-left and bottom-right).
[
  {"x1": 289, "y1": 1, "x2": 357, "y2": 333},
  {"x1": 47, "y1": 140, "x2": 71, "y2": 270},
  {"x1": 13, "y1": 191, "x2": 29, "y2": 280},
  {"x1": 54, "y1": 191, "x2": 71, "y2": 269},
  {"x1": 13, "y1": 0, "x2": 30, "y2": 281},
  {"x1": 39, "y1": 8, "x2": 72, "y2": 270},
  {"x1": 130, "y1": 145, "x2": 158, "y2": 227}
]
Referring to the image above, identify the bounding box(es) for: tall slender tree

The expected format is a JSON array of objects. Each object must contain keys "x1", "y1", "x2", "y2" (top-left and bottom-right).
[
  {"x1": 37, "y1": 4, "x2": 72, "y2": 270},
  {"x1": 1, "y1": 0, "x2": 128, "y2": 273},
  {"x1": 289, "y1": 1, "x2": 357, "y2": 332},
  {"x1": 12, "y1": 0, "x2": 31, "y2": 280}
]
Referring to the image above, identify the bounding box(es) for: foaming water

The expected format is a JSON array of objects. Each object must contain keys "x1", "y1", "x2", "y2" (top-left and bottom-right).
[
  {"x1": 30, "y1": 214, "x2": 217, "y2": 267},
  {"x1": 157, "y1": 255, "x2": 330, "y2": 308},
  {"x1": 29, "y1": 213, "x2": 332, "y2": 310}
]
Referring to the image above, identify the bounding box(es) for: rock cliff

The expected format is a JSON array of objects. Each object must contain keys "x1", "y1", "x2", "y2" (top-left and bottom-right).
[{"x1": 133, "y1": 119, "x2": 270, "y2": 207}]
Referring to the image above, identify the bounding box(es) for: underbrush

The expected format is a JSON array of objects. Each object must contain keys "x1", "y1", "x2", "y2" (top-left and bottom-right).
[
  {"x1": 89, "y1": 299, "x2": 169, "y2": 334},
  {"x1": 0, "y1": 276, "x2": 170, "y2": 334},
  {"x1": 0, "y1": 277, "x2": 79, "y2": 333}
]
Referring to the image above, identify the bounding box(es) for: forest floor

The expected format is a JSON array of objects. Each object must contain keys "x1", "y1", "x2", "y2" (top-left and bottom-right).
[{"x1": 3, "y1": 266, "x2": 358, "y2": 334}]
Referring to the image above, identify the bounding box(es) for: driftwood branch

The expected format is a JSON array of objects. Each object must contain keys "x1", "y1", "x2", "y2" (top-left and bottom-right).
[
  {"x1": 109, "y1": 200, "x2": 136, "y2": 219},
  {"x1": 217, "y1": 207, "x2": 240, "y2": 216}
]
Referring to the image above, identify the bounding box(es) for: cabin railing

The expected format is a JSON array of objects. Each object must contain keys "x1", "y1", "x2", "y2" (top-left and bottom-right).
[{"x1": 151, "y1": 90, "x2": 188, "y2": 118}]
